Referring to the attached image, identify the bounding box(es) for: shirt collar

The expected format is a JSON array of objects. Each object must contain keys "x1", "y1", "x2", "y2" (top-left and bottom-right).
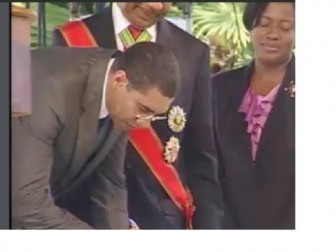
[{"x1": 99, "y1": 58, "x2": 115, "y2": 119}]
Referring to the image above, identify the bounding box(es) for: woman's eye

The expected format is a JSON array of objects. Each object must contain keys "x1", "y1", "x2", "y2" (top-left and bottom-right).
[
  {"x1": 258, "y1": 17, "x2": 270, "y2": 27},
  {"x1": 280, "y1": 21, "x2": 293, "y2": 31}
]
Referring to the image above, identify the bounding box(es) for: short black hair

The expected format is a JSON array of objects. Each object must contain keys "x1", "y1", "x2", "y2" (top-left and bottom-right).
[
  {"x1": 243, "y1": 2, "x2": 295, "y2": 31},
  {"x1": 111, "y1": 41, "x2": 180, "y2": 98}
]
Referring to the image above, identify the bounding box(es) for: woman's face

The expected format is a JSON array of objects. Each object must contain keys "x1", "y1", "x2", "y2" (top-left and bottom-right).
[{"x1": 251, "y1": 3, "x2": 295, "y2": 66}]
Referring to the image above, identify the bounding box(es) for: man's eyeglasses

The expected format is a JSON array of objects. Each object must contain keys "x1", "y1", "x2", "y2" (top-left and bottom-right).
[{"x1": 135, "y1": 114, "x2": 167, "y2": 122}]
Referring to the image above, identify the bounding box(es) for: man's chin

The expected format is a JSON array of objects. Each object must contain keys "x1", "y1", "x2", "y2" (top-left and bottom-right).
[
  {"x1": 112, "y1": 120, "x2": 125, "y2": 130},
  {"x1": 132, "y1": 15, "x2": 158, "y2": 29}
]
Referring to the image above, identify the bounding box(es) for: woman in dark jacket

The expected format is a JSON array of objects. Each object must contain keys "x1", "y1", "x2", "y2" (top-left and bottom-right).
[{"x1": 213, "y1": 2, "x2": 295, "y2": 229}]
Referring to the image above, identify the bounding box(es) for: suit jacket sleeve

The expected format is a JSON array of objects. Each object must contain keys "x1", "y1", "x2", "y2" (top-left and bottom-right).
[
  {"x1": 212, "y1": 73, "x2": 238, "y2": 229},
  {"x1": 11, "y1": 77, "x2": 92, "y2": 229},
  {"x1": 211, "y1": 73, "x2": 242, "y2": 229},
  {"x1": 88, "y1": 132, "x2": 129, "y2": 229},
  {"x1": 182, "y1": 46, "x2": 224, "y2": 229},
  {"x1": 52, "y1": 29, "x2": 67, "y2": 46},
  {"x1": 213, "y1": 126, "x2": 237, "y2": 229}
]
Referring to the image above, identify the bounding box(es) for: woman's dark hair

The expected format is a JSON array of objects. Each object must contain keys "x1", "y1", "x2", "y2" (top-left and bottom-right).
[{"x1": 243, "y1": 2, "x2": 295, "y2": 31}]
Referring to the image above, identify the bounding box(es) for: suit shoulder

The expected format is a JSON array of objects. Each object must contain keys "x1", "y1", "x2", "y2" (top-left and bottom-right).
[
  {"x1": 213, "y1": 65, "x2": 247, "y2": 83},
  {"x1": 212, "y1": 65, "x2": 248, "y2": 94},
  {"x1": 32, "y1": 46, "x2": 114, "y2": 59},
  {"x1": 55, "y1": 10, "x2": 101, "y2": 31},
  {"x1": 165, "y1": 19, "x2": 208, "y2": 51},
  {"x1": 31, "y1": 47, "x2": 114, "y2": 83},
  {"x1": 32, "y1": 47, "x2": 93, "y2": 61}
]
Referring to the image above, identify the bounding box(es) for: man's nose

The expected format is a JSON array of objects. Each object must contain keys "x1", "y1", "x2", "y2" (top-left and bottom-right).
[{"x1": 266, "y1": 24, "x2": 280, "y2": 40}]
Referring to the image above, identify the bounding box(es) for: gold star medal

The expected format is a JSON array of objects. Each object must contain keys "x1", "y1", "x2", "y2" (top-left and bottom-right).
[
  {"x1": 164, "y1": 136, "x2": 180, "y2": 164},
  {"x1": 168, "y1": 106, "x2": 186, "y2": 133}
]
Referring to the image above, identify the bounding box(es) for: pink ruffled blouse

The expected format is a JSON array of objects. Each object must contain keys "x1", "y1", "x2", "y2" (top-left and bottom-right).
[{"x1": 238, "y1": 84, "x2": 281, "y2": 160}]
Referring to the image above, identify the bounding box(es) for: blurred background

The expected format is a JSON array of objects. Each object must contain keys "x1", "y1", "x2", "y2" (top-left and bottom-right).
[{"x1": 14, "y1": 2, "x2": 254, "y2": 74}]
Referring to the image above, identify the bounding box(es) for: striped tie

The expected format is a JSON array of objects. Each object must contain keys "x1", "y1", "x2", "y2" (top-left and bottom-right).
[{"x1": 118, "y1": 25, "x2": 152, "y2": 49}]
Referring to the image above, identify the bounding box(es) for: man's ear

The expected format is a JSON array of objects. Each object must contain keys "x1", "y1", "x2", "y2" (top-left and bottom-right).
[{"x1": 111, "y1": 69, "x2": 128, "y2": 88}]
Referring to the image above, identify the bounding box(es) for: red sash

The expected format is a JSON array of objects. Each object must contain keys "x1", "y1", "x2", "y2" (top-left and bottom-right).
[{"x1": 57, "y1": 21, "x2": 195, "y2": 229}]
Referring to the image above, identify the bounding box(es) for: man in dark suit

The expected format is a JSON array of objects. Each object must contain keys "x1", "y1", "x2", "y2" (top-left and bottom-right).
[
  {"x1": 53, "y1": 3, "x2": 223, "y2": 229},
  {"x1": 11, "y1": 42, "x2": 181, "y2": 229}
]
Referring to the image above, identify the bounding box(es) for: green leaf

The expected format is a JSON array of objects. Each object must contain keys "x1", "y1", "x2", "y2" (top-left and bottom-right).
[{"x1": 192, "y1": 2, "x2": 253, "y2": 70}]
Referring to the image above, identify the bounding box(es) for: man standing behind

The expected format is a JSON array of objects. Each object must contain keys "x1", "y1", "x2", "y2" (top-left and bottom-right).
[
  {"x1": 53, "y1": 2, "x2": 223, "y2": 229},
  {"x1": 12, "y1": 42, "x2": 180, "y2": 229}
]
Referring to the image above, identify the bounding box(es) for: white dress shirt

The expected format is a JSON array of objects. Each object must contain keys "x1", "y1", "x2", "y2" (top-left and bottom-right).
[{"x1": 99, "y1": 58, "x2": 114, "y2": 119}]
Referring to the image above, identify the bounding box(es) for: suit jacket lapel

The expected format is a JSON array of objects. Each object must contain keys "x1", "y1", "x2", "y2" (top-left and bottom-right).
[
  {"x1": 216, "y1": 63, "x2": 255, "y2": 167},
  {"x1": 256, "y1": 55, "x2": 296, "y2": 162},
  {"x1": 156, "y1": 19, "x2": 192, "y2": 110},
  {"x1": 155, "y1": 20, "x2": 187, "y2": 123},
  {"x1": 85, "y1": 126, "x2": 123, "y2": 172},
  {"x1": 67, "y1": 50, "x2": 114, "y2": 187},
  {"x1": 84, "y1": 5, "x2": 117, "y2": 49},
  {"x1": 156, "y1": 19, "x2": 173, "y2": 47},
  {"x1": 231, "y1": 63, "x2": 255, "y2": 165},
  {"x1": 231, "y1": 62, "x2": 254, "y2": 111}
]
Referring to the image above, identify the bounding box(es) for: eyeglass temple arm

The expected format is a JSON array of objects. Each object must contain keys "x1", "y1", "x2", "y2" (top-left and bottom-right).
[{"x1": 151, "y1": 115, "x2": 167, "y2": 121}]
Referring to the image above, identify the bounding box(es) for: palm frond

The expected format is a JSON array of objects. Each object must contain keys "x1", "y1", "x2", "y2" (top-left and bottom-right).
[{"x1": 192, "y1": 2, "x2": 253, "y2": 70}]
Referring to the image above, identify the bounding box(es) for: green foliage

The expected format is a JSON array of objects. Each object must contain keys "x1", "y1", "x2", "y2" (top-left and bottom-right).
[
  {"x1": 29, "y1": 2, "x2": 70, "y2": 48},
  {"x1": 192, "y1": 2, "x2": 253, "y2": 71},
  {"x1": 166, "y1": 3, "x2": 184, "y2": 18},
  {"x1": 81, "y1": 2, "x2": 96, "y2": 15},
  {"x1": 28, "y1": 2, "x2": 101, "y2": 48}
]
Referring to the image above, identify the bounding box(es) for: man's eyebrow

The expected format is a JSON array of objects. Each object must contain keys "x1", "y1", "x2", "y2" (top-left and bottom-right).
[{"x1": 138, "y1": 102, "x2": 156, "y2": 114}]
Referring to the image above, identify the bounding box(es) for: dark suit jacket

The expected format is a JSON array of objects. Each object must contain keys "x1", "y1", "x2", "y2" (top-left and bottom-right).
[
  {"x1": 53, "y1": 5, "x2": 223, "y2": 229},
  {"x1": 11, "y1": 47, "x2": 129, "y2": 229},
  {"x1": 212, "y1": 56, "x2": 295, "y2": 229}
]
